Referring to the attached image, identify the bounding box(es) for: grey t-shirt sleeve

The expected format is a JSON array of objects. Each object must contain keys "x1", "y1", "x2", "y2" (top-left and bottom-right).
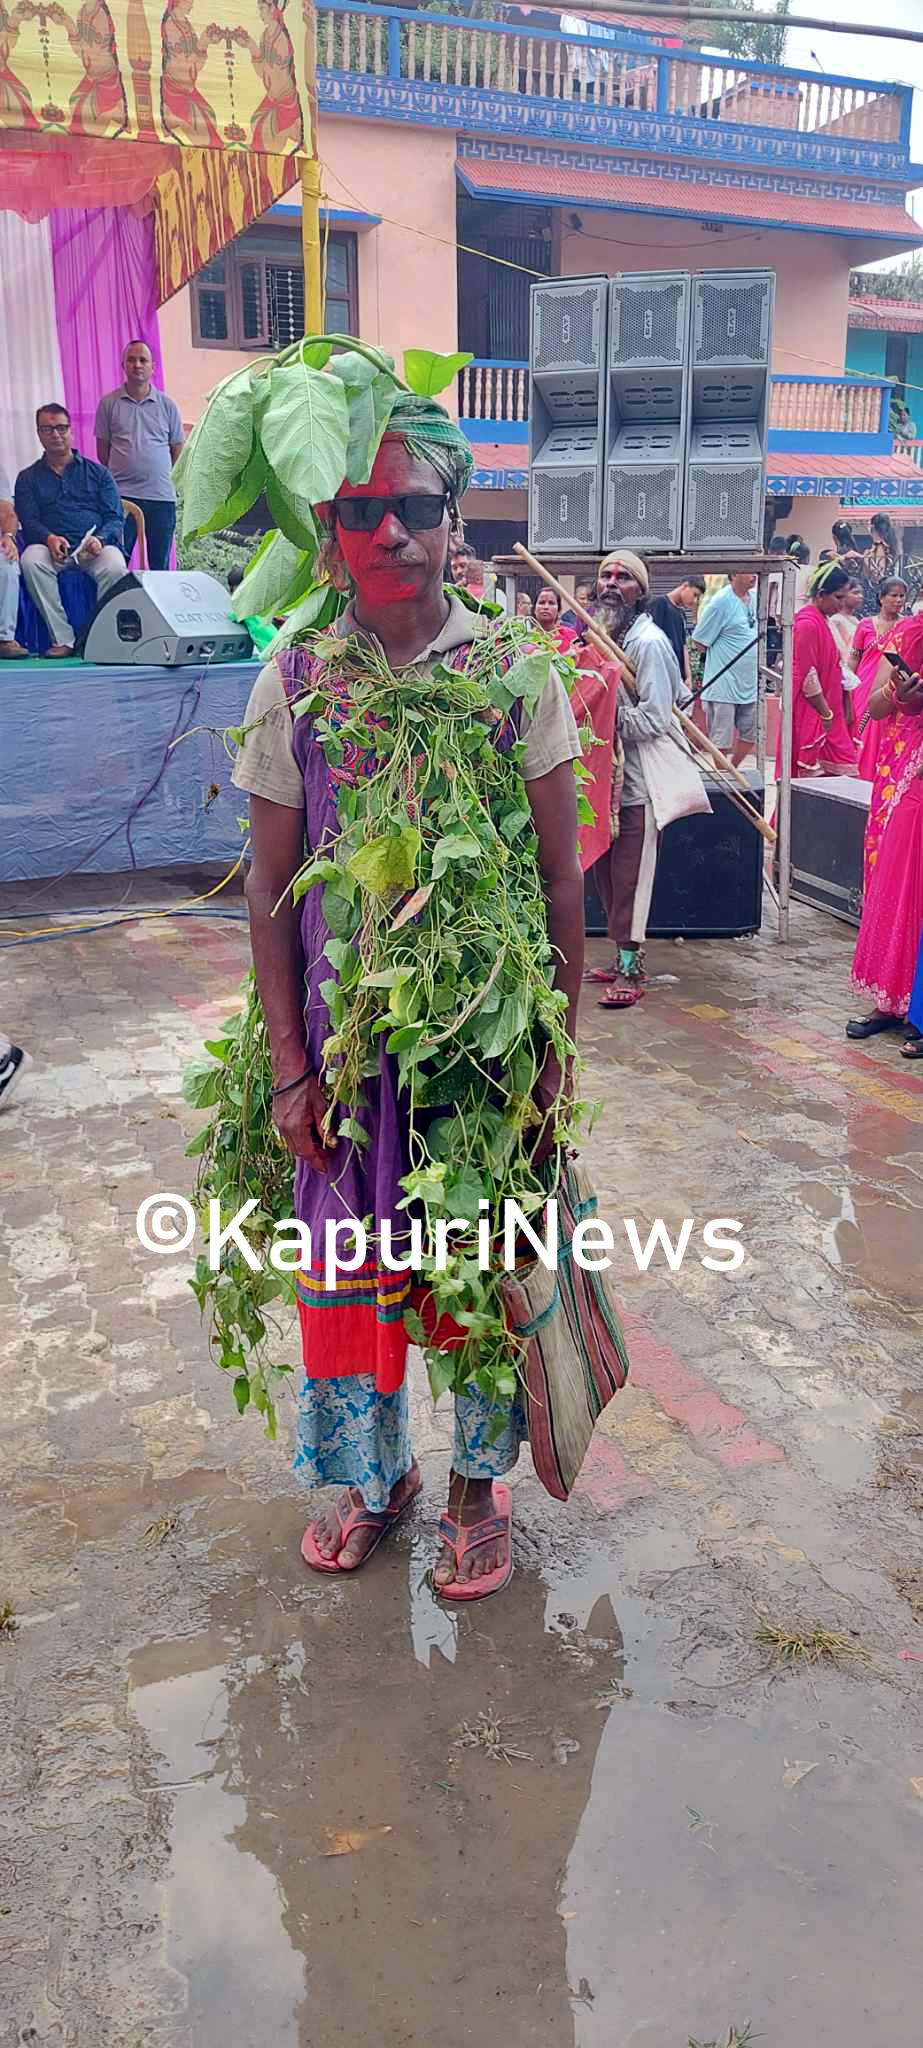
[
  {"x1": 94, "y1": 393, "x2": 112, "y2": 440},
  {"x1": 520, "y1": 668, "x2": 582, "y2": 781},
  {"x1": 230, "y1": 662, "x2": 305, "y2": 810},
  {"x1": 0, "y1": 463, "x2": 11, "y2": 502},
  {"x1": 166, "y1": 397, "x2": 184, "y2": 444}
]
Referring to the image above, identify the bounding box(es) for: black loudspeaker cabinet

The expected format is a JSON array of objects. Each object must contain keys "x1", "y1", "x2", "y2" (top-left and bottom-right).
[
  {"x1": 789, "y1": 775, "x2": 870, "y2": 927},
  {"x1": 585, "y1": 774, "x2": 765, "y2": 939}
]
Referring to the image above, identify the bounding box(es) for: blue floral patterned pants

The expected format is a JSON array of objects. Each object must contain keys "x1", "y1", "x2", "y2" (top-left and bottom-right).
[{"x1": 294, "y1": 1370, "x2": 528, "y2": 1512}]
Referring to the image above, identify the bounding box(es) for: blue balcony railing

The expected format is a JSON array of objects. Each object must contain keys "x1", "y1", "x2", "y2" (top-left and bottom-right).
[
  {"x1": 317, "y1": 4, "x2": 912, "y2": 157},
  {"x1": 458, "y1": 361, "x2": 896, "y2": 455}
]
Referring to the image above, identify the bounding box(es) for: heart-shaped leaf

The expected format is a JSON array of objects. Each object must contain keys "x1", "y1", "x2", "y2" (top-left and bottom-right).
[
  {"x1": 344, "y1": 371, "x2": 400, "y2": 485},
  {"x1": 265, "y1": 472, "x2": 320, "y2": 553},
  {"x1": 231, "y1": 529, "x2": 301, "y2": 621},
  {"x1": 175, "y1": 364, "x2": 256, "y2": 538},
  {"x1": 186, "y1": 441, "x2": 268, "y2": 540},
  {"x1": 260, "y1": 361, "x2": 349, "y2": 504},
  {"x1": 403, "y1": 349, "x2": 473, "y2": 398}
]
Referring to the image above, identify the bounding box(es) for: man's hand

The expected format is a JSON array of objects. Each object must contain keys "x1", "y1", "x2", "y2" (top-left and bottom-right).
[
  {"x1": 272, "y1": 1070, "x2": 335, "y2": 1172},
  {"x1": 77, "y1": 536, "x2": 103, "y2": 563},
  {"x1": 0, "y1": 535, "x2": 17, "y2": 565},
  {"x1": 46, "y1": 534, "x2": 69, "y2": 564}
]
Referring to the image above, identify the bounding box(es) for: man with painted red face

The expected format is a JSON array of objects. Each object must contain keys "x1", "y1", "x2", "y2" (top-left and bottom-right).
[{"x1": 231, "y1": 398, "x2": 584, "y2": 1599}]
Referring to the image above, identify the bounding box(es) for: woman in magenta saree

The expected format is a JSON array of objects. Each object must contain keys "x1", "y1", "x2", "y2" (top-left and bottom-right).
[
  {"x1": 850, "y1": 576, "x2": 908, "y2": 780},
  {"x1": 777, "y1": 562, "x2": 859, "y2": 782},
  {"x1": 848, "y1": 613, "x2": 923, "y2": 1042}
]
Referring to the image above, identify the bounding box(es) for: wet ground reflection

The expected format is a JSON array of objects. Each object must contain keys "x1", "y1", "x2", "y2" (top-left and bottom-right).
[{"x1": 128, "y1": 1519, "x2": 621, "y2": 2048}]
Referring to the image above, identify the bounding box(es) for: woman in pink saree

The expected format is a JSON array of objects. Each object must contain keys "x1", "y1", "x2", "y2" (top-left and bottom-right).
[
  {"x1": 847, "y1": 612, "x2": 923, "y2": 1041},
  {"x1": 777, "y1": 561, "x2": 859, "y2": 782},
  {"x1": 849, "y1": 576, "x2": 907, "y2": 780}
]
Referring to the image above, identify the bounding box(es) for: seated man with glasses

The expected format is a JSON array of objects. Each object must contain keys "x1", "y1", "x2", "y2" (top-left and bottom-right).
[{"x1": 14, "y1": 404, "x2": 127, "y2": 657}]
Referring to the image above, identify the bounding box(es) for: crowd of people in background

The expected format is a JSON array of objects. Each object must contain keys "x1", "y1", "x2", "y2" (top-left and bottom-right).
[
  {"x1": 0, "y1": 341, "x2": 184, "y2": 659},
  {"x1": 450, "y1": 512, "x2": 923, "y2": 1053}
]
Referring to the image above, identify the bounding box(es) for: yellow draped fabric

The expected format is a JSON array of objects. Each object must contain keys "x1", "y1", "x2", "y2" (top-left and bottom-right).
[
  {"x1": 0, "y1": 0, "x2": 319, "y2": 298},
  {"x1": 0, "y1": 0, "x2": 315, "y2": 156}
]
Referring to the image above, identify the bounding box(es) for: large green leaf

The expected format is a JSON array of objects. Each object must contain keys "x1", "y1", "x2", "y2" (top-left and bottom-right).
[
  {"x1": 322, "y1": 336, "x2": 397, "y2": 377},
  {"x1": 344, "y1": 372, "x2": 400, "y2": 485},
  {"x1": 260, "y1": 361, "x2": 349, "y2": 505},
  {"x1": 187, "y1": 441, "x2": 268, "y2": 540},
  {"x1": 266, "y1": 583, "x2": 336, "y2": 652},
  {"x1": 327, "y1": 351, "x2": 380, "y2": 394},
  {"x1": 265, "y1": 472, "x2": 320, "y2": 553},
  {"x1": 231, "y1": 529, "x2": 302, "y2": 622},
  {"x1": 175, "y1": 365, "x2": 256, "y2": 539},
  {"x1": 276, "y1": 549, "x2": 327, "y2": 614},
  {"x1": 403, "y1": 349, "x2": 473, "y2": 398}
]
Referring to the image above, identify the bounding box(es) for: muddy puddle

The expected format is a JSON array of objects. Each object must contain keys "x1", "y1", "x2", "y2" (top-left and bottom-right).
[{"x1": 124, "y1": 1521, "x2": 923, "y2": 2048}]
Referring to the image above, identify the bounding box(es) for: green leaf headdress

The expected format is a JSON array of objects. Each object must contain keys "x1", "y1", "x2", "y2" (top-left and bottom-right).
[{"x1": 173, "y1": 336, "x2": 473, "y2": 647}]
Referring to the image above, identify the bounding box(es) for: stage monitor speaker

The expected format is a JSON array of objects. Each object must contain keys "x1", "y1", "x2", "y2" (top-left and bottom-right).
[
  {"x1": 528, "y1": 277, "x2": 608, "y2": 552},
  {"x1": 584, "y1": 773, "x2": 765, "y2": 939},
  {"x1": 82, "y1": 571, "x2": 253, "y2": 666},
  {"x1": 789, "y1": 775, "x2": 870, "y2": 927},
  {"x1": 603, "y1": 272, "x2": 690, "y2": 552}
]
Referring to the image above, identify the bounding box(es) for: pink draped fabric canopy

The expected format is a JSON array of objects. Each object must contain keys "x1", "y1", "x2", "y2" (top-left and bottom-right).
[{"x1": 49, "y1": 207, "x2": 164, "y2": 458}]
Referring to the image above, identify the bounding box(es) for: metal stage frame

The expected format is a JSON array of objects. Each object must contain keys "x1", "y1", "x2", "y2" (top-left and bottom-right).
[{"x1": 493, "y1": 551, "x2": 797, "y2": 944}]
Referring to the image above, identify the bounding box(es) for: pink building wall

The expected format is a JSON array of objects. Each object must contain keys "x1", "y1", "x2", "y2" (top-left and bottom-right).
[{"x1": 159, "y1": 118, "x2": 458, "y2": 428}]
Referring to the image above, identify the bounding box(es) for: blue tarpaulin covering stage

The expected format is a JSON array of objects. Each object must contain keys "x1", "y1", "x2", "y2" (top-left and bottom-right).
[{"x1": 0, "y1": 659, "x2": 261, "y2": 883}]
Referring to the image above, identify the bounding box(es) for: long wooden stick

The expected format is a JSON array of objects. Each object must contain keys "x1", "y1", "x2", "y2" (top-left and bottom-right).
[{"x1": 513, "y1": 541, "x2": 777, "y2": 849}]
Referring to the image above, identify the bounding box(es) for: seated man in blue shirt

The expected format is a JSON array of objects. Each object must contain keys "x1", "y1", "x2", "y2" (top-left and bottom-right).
[{"x1": 15, "y1": 403, "x2": 127, "y2": 657}]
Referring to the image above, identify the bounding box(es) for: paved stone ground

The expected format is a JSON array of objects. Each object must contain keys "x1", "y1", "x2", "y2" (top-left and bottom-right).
[{"x1": 1, "y1": 879, "x2": 922, "y2": 2047}]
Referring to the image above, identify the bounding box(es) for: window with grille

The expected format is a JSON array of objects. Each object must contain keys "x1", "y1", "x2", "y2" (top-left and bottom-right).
[{"x1": 192, "y1": 228, "x2": 357, "y2": 350}]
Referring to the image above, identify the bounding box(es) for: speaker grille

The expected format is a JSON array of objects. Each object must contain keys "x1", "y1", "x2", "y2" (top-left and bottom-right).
[
  {"x1": 610, "y1": 279, "x2": 686, "y2": 367},
  {"x1": 530, "y1": 467, "x2": 598, "y2": 549},
  {"x1": 533, "y1": 286, "x2": 603, "y2": 373},
  {"x1": 685, "y1": 462, "x2": 763, "y2": 548},
  {"x1": 692, "y1": 278, "x2": 772, "y2": 367},
  {"x1": 605, "y1": 464, "x2": 680, "y2": 548}
]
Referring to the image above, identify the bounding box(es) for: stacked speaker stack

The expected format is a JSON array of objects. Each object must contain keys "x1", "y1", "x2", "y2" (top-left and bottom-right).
[{"x1": 527, "y1": 268, "x2": 774, "y2": 557}]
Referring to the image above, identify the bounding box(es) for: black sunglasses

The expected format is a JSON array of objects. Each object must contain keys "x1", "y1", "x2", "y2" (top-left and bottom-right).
[{"x1": 334, "y1": 492, "x2": 448, "y2": 534}]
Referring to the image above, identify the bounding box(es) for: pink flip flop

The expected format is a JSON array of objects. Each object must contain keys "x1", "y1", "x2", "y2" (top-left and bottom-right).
[
  {"x1": 598, "y1": 980, "x2": 647, "y2": 1009},
  {"x1": 301, "y1": 1476, "x2": 421, "y2": 1574},
  {"x1": 432, "y1": 1482, "x2": 513, "y2": 1602},
  {"x1": 584, "y1": 961, "x2": 619, "y2": 983}
]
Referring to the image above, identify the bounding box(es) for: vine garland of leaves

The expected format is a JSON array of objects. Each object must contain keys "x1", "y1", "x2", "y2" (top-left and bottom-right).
[{"x1": 185, "y1": 624, "x2": 593, "y2": 1435}]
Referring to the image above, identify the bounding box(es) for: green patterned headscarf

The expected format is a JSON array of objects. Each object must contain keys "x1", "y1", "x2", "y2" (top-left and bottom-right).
[{"x1": 387, "y1": 392, "x2": 474, "y2": 503}]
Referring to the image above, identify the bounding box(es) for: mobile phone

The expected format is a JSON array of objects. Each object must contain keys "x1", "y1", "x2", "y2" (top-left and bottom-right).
[{"x1": 882, "y1": 649, "x2": 922, "y2": 684}]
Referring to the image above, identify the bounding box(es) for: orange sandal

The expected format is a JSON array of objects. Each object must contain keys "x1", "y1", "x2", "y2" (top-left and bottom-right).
[
  {"x1": 432, "y1": 1482, "x2": 513, "y2": 1602},
  {"x1": 301, "y1": 1476, "x2": 421, "y2": 1574}
]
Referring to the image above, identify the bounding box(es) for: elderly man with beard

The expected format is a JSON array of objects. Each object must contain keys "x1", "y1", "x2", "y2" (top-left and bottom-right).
[{"x1": 588, "y1": 548, "x2": 687, "y2": 1009}]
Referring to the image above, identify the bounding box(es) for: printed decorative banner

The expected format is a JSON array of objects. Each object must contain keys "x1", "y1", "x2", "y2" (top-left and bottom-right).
[
  {"x1": 153, "y1": 142, "x2": 296, "y2": 300},
  {"x1": 0, "y1": 0, "x2": 315, "y2": 155}
]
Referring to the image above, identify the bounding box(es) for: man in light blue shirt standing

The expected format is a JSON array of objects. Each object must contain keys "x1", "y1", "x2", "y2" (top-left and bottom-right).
[
  {"x1": 692, "y1": 570, "x2": 758, "y2": 766},
  {"x1": 95, "y1": 341, "x2": 184, "y2": 570}
]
